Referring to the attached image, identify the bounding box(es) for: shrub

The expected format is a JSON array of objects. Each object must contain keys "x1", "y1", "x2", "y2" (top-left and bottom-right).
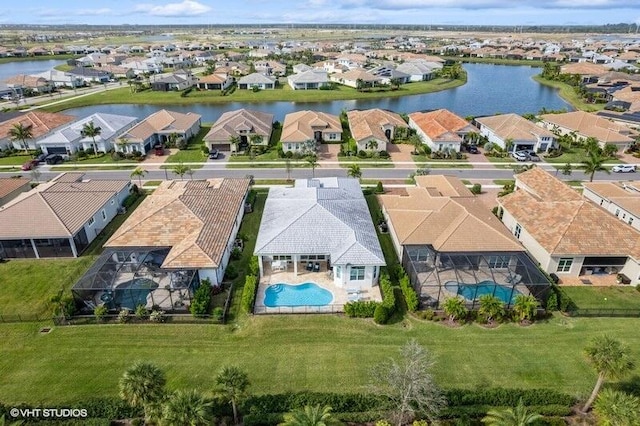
[
  {"x1": 190, "y1": 279, "x2": 212, "y2": 317},
  {"x1": 241, "y1": 275, "x2": 258, "y2": 313},
  {"x1": 373, "y1": 304, "x2": 390, "y2": 324},
  {"x1": 379, "y1": 272, "x2": 396, "y2": 312},
  {"x1": 212, "y1": 307, "x2": 224, "y2": 321},
  {"x1": 200, "y1": 145, "x2": 209, "y2": 155},
  {"x1": 122, "y1": 192, "x2": 139, "y2": 209},
  {"x1": 546, "y1": 291, "x2": 558, "y2": 311},
  {"x1": 248, "y1": 256, "x2": 260, "y2": 276},
  {"x1": 117, "y1": 308, "x2": 131, "y2": 324},
  {"x1": 230, "y1": 247, "x2": 242, "y2": 261},
  {"x1": 399, "y1": 273, "x2": 418, "y2": 312},
  {"x1": 135, "y1": 304, "x2": 148, "y2": 319},
  {"x1": 149, "y1": 310, "x2": 165, "y2": 323},
  {"x1": 357, "y1": 150, "x2": 368, "y2": 158},
  {"x1": 344, "y1": 300, "x2": 380, "y2": 318},
  {"x1": 470, "y1": 183, "x2": 482, "y2": 194},
  {"x1": 375, "y1": 181, "x2": 384, "y2": 194},
  {"x1": 111, "y1": 151, "x2": 124, "y2": 161},
  {"x1": 557, "y1": 288, "x2": 576, "y2": 313},
  {"x1": 94, "y1": 305, "x2": 108, "y2": 322},
  {"x1": 379, "y1": 150, "x2": 390, "y2": 159},
  {"x1": 224, "y1": 263, "x2": 238, "y2": 280}
]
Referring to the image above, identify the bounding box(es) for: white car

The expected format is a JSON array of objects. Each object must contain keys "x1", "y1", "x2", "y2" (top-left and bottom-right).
[
  {"x1": 611, "y1": 164, "x2": 636, "y2": 173},
  {"x1": 1, "y1": 94, "x2": 12, "y2": 101},
  {"x1": 511, "y1": 151, "x2": 529, "y2": 161}
]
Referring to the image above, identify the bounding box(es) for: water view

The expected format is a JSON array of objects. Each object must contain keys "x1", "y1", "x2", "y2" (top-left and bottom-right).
[{"x1": 0, "y1": 59, "x2": 68, "y2": 82}]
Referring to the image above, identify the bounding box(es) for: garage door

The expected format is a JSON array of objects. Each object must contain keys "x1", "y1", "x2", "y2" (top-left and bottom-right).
[
  {"x1": 46, "y1": 146, "x2": 67, "y2": 154},
  {"x1": 210, "y1": 143, "x2": 231, "y2": 151}
]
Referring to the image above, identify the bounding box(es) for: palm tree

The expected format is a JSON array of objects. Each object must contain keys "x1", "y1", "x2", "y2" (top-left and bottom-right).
[
  {"x1": 583, "y1": 136, "x2": 601, "y2": 156},
  {"x1": 249, "y1": 134, "x2": 263, "y2": 159},
  {"x1": 593, "y1": 389, "x2": 640, "y2": 426},
  {"x1": 442, "y1": 297, "x2": 467, "y2": 322},
  {"x1": 512, "y1": 295, "x2": 539, "y2": 322},
  {"x1": 504, "y1": 138, "x2": 514, "y2": 153},
  {"x1": 478, "y1": 294, "x2": 505, "y2": 323},
  {"x1": 482, "y1": 398, "x2": 542, "y2": 426},
  {"x1": 347, "y1": 164, "x2": 362, "y2": 180},
  {"x1": 582, "y1": 335, "x2": 635, "y2": 412},
  {"x1": 215, "y1": 365, "x2": 250, "y2": 425},
  {"x1": 581, "y1": 151, "x2": 610, "y2": 182},
  {"x1": 80, "y1": 121, "x2": 102, "y2": 156},
  {"x1": 389, "y1": 77, "x2": 401, "y2": 90},
  {"x1": 115, "y1": 137, "x2": 129, "y2": 154},
  {"x1": 167, "y1": 132, "x2": 180, "y2": 149},
  {"x1": 0, "y1": 414, "x2": 23, "y2": 426},
  {"x1": 119, "y1": 361, "x2": 166, "y2": 422},
  {"x1": 410, "y1": 134, "x2": 423, "y2": 155},
  {"x1": 355, "y1": 78, "x2": 364, "y2": 92},
  {"x1": 130, "y1": 167, "x2": 147, "y2": 187},
  {"x1": 162, "y1": 389, "x2": 212, "y2": 426},
  {"x1": 281, "y1": 405, "x2": 339, "y2": 426},
  {"x1": 172, "y1": 162, "x2": 192, "y2": 181},
  {"x1": 366, "y1": 139, "x2": 378, "y2": 152},
  {"x1": 306, "y1": 154, "x2": 319, "y2": 178},
  {"x1": 229, "y1": 135, "x2": 241, "y2": 154},
  {"x1": 8, "y1": 122, "x2": 33, "y2": 154}
]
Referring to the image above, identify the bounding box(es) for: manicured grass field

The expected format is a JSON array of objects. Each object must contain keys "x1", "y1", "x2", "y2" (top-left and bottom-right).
[
  {"x1": 562, "y1": 286, "x2": 640, "y2": 310},
  {"x1": 543, "y1": 145, "x2": 620, "y2": 165},
  {"x1": 0, "y1": 155, "x2": 32, "y2": 166},
  {"x1": 533, "y1": 76, "x2": 605, "y2": 113},
  {"x1": 163, "y1": 125, "x2": 210, "y2": 166},
  {"x1": 1, "y1": 314, "x2": 638, "y2": 405}
]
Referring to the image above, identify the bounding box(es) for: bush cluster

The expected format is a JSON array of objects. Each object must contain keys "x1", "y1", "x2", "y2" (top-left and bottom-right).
[
  {"x1": 241, "y1": 275, "x2": 258, "y2": 313},
  {"x1": 398, "y1": 272, "x2": 418, "y2": 312},
  {"x1": 344, "y1": 300, "x2": 381, "y2": 318},
  {"x1": 122, "y1": 192, "x2": 140, "y2": 209},
  {"x1": 190, "y1": 279, "x2": 212, "y2": 317}
]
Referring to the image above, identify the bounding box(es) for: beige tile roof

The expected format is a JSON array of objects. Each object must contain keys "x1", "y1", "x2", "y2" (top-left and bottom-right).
[
  {"x1": 105, "y1": 179, "x2": 250, "y2": 269},
  {"x1": 378, "y1": 175, "x2": 523, "y2": 253},
  {"x1": 514, "y1": 166, "x2": 582, "y2": 202},
  {"x1": 584, "y1": 181, "x2": 640, "y2": 217},
  {"x1": 409, "y1": 109, "x2": 475, "y2": 142},
  {"x1": 539, "y1": 111, "x2": 634, "y2": 145},
  {"x1": 560, "y1": 62, "x2": 609, "y2": 76},
  {"x1": 0, "y1": 111, "x2": 75, "y2": 141},
  {"x1": 122, "y1": 109, "x2": 201, "y2": 142},
  {"x1": 281, "y1": 110, "x2": 341, "y2": 143},
  {"x1": 4, "y1": 75, "x2": 49, "y2": 88},
  {"x1": 204, "y1": 109, "x2": 273, "y2": 143},
  {"x1": 197, "y1": 73, "x2": 230, "y2": 84},
  {"x1": 476, "y1": 113, "x2": 554, "y2": 142},
  {"x1": 0, "y1": 177, "x2": 30, "y2": 200},
  {"x1": 500, "y1": 168, "x2": 640, "y2": 258},
  {"x1": 347, "y1": 109, "x2": 407, "y2": 143},
  {"x1": 336, "y1": 68, "x2": 381, "y2": 82},
  {"x1": 0, "y1": 176, "x2": 129, "y2": 239}
]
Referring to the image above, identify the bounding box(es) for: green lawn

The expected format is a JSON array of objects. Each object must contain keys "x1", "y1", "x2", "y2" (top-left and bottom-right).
[
  {"x1": 543, "y1": 145, "x2": 620, "y2": 165},
  {"x1": 163, "y1": 125, "x2": 210, "y2": 167},
  {"x1": 72, "y1": 154, "x2": 136, "y2": 165},
  {"x1": 533, "y1": 76, "x2": 605, "y2": 113},
  {"x1": 440, "y1": 56, "x2": 545, "y2": 67},
  {"x1": 0, "y1": 155, "x2": 32, "y2": 166},
  {"x1": 1, "y1": 315, "x2": 639, "y2": 404},
  {"x1": 485, "y1": 156, "x2": 516, "y2": 163},
  {"x1": 562, "y1": 286, "x2": 640, "y2": 310},
  {"x1": 412, "y1": 154, "x2": 469, "y2": 163}
]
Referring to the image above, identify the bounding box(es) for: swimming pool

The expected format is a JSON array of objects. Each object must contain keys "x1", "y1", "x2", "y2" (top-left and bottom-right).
[
  {"x1": 444, "y1": 280, "x2": 522, "y2": 304},
  {"x1": 113, "y1": 278, "x2": 159, "y2": 310},
  {"x1": 264, "y1": 282, "x2": 333, "y2": 307}
]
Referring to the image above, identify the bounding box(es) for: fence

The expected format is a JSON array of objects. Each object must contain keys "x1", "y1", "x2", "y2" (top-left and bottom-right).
[
  {"x1": 0, "y1": 313, "x2": 54, "y2": 324},
  {"x1": 253, "y1": 304, "x2": 345, "y2": 315},
  {"x1": 569, "y1": 308, "x2": 640, "y2": 318}
]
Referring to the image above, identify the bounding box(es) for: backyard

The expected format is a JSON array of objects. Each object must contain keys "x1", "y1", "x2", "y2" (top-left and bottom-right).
[{"x1": 562, "y1": 285, "x2": 640, "y2": 310}]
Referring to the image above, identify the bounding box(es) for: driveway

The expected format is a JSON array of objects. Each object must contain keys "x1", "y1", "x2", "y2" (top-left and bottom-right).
[
  {"x1": 387, "y1": 143, "x2": 415, "y2": 168},
  {"x1": 317, "y1": 144, "x2": 339, "y2": 163}
]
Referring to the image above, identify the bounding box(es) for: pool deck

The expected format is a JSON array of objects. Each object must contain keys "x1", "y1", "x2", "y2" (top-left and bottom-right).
[{"x1": 254, "y1": 263, "x2": 382, "y2": 314}]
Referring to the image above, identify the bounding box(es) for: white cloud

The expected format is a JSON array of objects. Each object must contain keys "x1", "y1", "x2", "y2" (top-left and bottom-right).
[
  {"x1": 134, "y1": 0, "x2": 212, "y2": 17},
  {"x1": 76, "y1": 8, "x2": 114, "y2": 16}
]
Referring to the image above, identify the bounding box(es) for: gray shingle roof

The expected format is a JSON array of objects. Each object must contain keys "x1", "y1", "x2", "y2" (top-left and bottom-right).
[{"x1": 255, "y1": 178, "x2": 385, "y2": 266}]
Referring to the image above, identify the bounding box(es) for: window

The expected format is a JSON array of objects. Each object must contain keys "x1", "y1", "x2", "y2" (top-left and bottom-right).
[
  {"x1": 335, "y1": 266, "x2": 341, "y2": 279},
  {"x1": 300, "y1": 255, "x2": 326, "y2": 260},
  {"x1": 273, "y1": 255, "x2": 292, "y2": 261},
  {"x1": 615, "y1": 209, "x2": 620, "y2": 217},
  {"x1": 329, "y1": 133, "x2": 337, "y2": 140},
  {"x1": 373, "y1": 266, "x2": 378, "y2": 279},
  {"x1": 488, "y1": 256, "x2": 509, "y2": 269},
  {"x1": 87, "y1": 217, "x2": 95, "y2": 226},
  {"x1": 514, "y1": 224, "x2": 521, "y2": 239},
  {"x1": 557, "y1": 258, "x2": 573, "y2": 273},
  {"x1": 350, "y1": 266, "x2": 365, "y2": 281},
  {"x1": 101, "y1": 210, "x2": 107, "y2": 220}
]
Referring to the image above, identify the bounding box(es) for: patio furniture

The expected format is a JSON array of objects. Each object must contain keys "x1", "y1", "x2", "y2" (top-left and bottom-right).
[
  {"x1": 306, "y1": 262, "x2": 313, "y2": 271},
  {"x1": 506, "y1": 274, "x2": 522, "y2": 285},
  {"x1": 346, "y1": 288, "x2": 360, "y2": 294},
  {"x1": 313, "y1": 262, "x2": 320, "y2": 272},
  {"x1": 348, "y1": 293, "x2": 361, "y2": 302}
]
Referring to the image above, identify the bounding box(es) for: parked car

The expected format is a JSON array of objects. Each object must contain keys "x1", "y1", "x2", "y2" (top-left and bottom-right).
[
  {"x1": 468, "y1": 145, "x2": 479, "y2": 154},
  {"x1": 44, "y1": 154, "x2": 64, "y2": 165},
  {"x1": 1, "y1": 94, "x2": 12, "y2": 101},
  {"x1": 526, "y1": 151, "x2": 541, "y2": 162},
  {"x1": 611, "y1": 164, "x2": 636, "y2": 173},
  {"x1": 21, "y1": 159, "x2": 39, "y2": 171},
  {"x1": 208, "y1": 149, "x2": 220, "y2": 159},
  {"x1": 34, "y1": 153, "x2": 47, "y2": 163},
  {"x1": 511, "y1": 151, "x2": 529, "y2": 161}
]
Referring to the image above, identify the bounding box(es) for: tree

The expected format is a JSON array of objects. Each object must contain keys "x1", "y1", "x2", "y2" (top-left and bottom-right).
[
  {"x1": 389, "y1": 77, "x2": 401, "y2": 90},
  {"x1": 130, "y1": 167, "x2": 147, "y2": 186},
  {"x1": 116, "y1": 137, "x2": 129, "y2": 153},
  {"x1": 229, "y1": 135, "x2": 241, "y2": 154},
  {"x1": 8, "y1": 122, "x2": 33, "y2": 154},
  {"x1": 482, "y1": 398, "x2": 542, "y2": 426},
  {"x1": 306, "y1": 154, "x2": 319, "y2": 178},
  {"x1": 369, "y1": 339, "x2": 446, "y2": 426},
  {"x1": 504, "y1": 138, "x2": 514, "y2": 153},
  {"x1": 281, "y1": 405, "x2": 340, "y2": 426},
  {"x1": 593, "y1": 389, "x2": 640, "y2": 426},
  {"x1": 355, "y1": 78, "x2": 364, "y2": 92},
  {"x1": 80, "y1": 121, "x2": 102, "y2": 156},
  {"x1": 366, "y1": 139, "x2": 378, "y2": 151},
  {"x1": 512, "y1": 294, "x2": 539, "y2": 322},
  {"x1": 603, "y1": 143, "x2": 619, "y2": 159},
  {"x1": 249, "y1": 134, "x2": 264, "y2": 159},
  {"x1": 443, "y1": 297, "x2": 467, "y2": 322},
  {"x1": 410, "y1": 134, "x2": 423, "y2": 155},
  {"x1": 119, "y1": 361, "x2": 166, "y2": 422},
  {"x1": 581, "y1": 151, "x2": 610, "y2": 182},
  {"x1": 171, "y1": 162, "x2": 192, "y2": 181},
  {"x1": 478, "y1": 294, "x2": 505, "y2": 323},
  {"x1": 561, "y1": 162, "x2": 573, "y2": 176},
  {"x1": 582, "y1": 335, "x2": 635, "y2": 412},
  {"x1": 215, "y1": 365, "x2": 250, "y2": 425},
  {"x1": 347, "y1": 164, "x2": 362, "y2": 180},
  {"x1": 162, "y1": 389, "x2": 212, "y2": 426},
  {"x1": 167, "y1": 132, "x2": 180, "y2": 149},
  {"x1": 584, "y1": 136, "x2": 601, "y2": 156}
]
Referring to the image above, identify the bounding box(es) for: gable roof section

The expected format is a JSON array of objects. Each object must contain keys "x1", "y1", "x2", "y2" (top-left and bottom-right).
[
  {"x1": 121, "y1": 110, "x2": 201, "y2": 142},
  {"x1": 0, "y1": 111, "x2": 75, "y2": 141},
  {"x1": 539, "y1": 111, "x2": 634, "y2": 145},
  {"x1": 255, "y1": 178, "x2": 385, "y2": 266},
  {"x1": 583, "y1": 181, "x2": 640, "y2": 218},
  {"x1": 105, "y1": 179, "x2": 250, "y2": 269},
  {"x1": 347, "y1": 109, "x2": 407, "y2": 143},
  {"x1": 281, "y1": 110, "x2": 341, "y2": 143},
  {"x1": 476, "y1": 113, "x2": 554, "y2": 141},
  {"x1": 288, "y1": 69, "x2": 328, "y2": 84},
  {"x1": 0, "y1": 177, "x2": 31, "y2": 201},
  {"x1": 204, "y1": 109, "x2": 273, "y2": 143},
  {"x1": 237, "y1": 73, "x2": 277, "y2": 85},
  {"x1": 409, "y1": 109, "x2": 474, "y2": 142}
]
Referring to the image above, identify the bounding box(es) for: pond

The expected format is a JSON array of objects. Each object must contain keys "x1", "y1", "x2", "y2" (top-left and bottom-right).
[{"x1": 0, "y1": 59, "x2": 68, "y2": 82}]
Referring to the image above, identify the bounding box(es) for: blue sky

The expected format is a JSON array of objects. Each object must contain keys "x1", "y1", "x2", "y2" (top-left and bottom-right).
[{"x1": 3, "y1": 0, "x2": 640, "y2": 26}]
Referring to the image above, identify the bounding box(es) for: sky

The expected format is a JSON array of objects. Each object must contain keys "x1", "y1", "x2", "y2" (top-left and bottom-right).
[{"x1": 3, "y1": 0, "x2": 640, "y2": 27}]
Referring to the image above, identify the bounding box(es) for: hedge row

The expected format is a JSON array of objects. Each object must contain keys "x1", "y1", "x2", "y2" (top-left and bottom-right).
[
  {"x1": 379, "y1": 272, "x2": 395, "y2": 310},
  {"x1": 399, "y1": 272, "x2": 418, "y2": 312},
  {"x1": 244, "y1": 410, "x2": 386, "y2": 426},
  {"x1": 243, "y1": 391, "x2": 387, "y2": 415},
  {"x1": 438, "y1": 404, "x2": 572, "y2": 419},
  {"x1": 444, "y1": 388, "x2": 576, "y2": 407},
  {"x1": 241, "y1": 275, "x2": 258, "y2": 313},
  {"x1": 0, "y1": 398, "x2": 142, "y2": 422},
  {"x1": 344, "y1": 300, "x2": 380, "y2": 318},
  {"x1": 546, "y1": 285, "x2": 576, "y2": 312},
  {"x1": 248, "y1": 256, "x2": 260, "y2": 276}
]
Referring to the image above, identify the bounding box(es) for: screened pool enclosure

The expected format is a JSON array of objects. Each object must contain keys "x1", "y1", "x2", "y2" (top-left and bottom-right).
[
  {"x1": 402, "y1": 246, "x2": 551, "y2": 309},
  {"x1": 72, "y1": 248, "x2": 200, "y2": 313}
]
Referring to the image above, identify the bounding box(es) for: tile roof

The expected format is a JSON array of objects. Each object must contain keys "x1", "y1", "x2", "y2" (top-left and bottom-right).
[
  {"x1": 583, "y1": 181, "x2": 640, "y2": 217},
  {"x1": 539, "y1": 111, "x2": 635, "y2": 145},
  {"x1": 281, "y1": 110, "x2": 341, "y2": 143},
  {"x1": 560, "y1": 62, "x2": 609, "y2": 76},
  {"x1": 255, "y1": 178, "x2": 385, "y2": 266},
  {"x1": 204, "y1": 109, "x2": 273, "y2": 143},
  {"x1": 237, "y1": 73, "x2": 277, "y2": 85},
  {"x1": 37, "y1": 113, "x2": 138, "y2": 145},
  {"x1": 197, "y1": 73, "x2": 230, "y2": 84},
  {"x1": 347, "y1": 109, "x2": 407, "y2": 143},
  {"x1": 288, "y1": 70, "x2": 329, "y2": 84},
  {"x1": 379, "y1": 175, "x2": 523, "y2": 253},
  {"x1": 476, "y1": 113, "x2": 555, "y2": 141},
  {"x1": 121, "y1": 109, "x2": 201, "y2": 142},
  {"x1": 336, "y1": 68, "x2": 381, "y2": 82},
  {"x1": 0, "y1": 177, "x2": 30, "y2": 201},
  {"x1": 409, "y1": 109, "x2": 474, "y2": 142},
  {"x1": 0, "y1": 111, "x2": 75, "y2": 141},
  {"x1": 500, "y1": 168, "x2": 640, "y2": 258},
  {"x1": 105, "y1": 179, "x2": 250, "y2": 269},
  {"x1": 4, "y1": 75, "x2": 49, "y2": 87},
  {"x1": 0, "y1": 175, "x2": 129, "y2": 239}
]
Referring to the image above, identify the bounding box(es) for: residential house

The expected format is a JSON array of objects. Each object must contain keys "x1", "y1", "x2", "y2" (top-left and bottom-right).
[
  {"x1": 560, "y1": 62, "x2": 609, "y2": 83},
  {"x1": 117, "y1": 110, "x2": 202, "y2": 154},
  {"x1": 100, "y1": 65, "x2": 135, "y2": 80},
  {"x1": 329, "y1": 68, "x2": 381, "y2": 88},
  {"x1": 254, "y1": 177, "x2": 385, "y2": 290},
  {"x1": 4, "y1": 75, "x2": 53, "y2": 94},
  {"x1": 37, "y1": 113, "x2": 138, "y2": 155},
  {"x1": 538, "y1": 111, "x2": 635, "y2": 150},
  {"x1": 396, "y1": 60, "x2": 442, "y2": 81},
  {"x1": 253, "y1": 61, "x2": 286, "y2": 76},
  {"x1": 499, "y1": 167, "x2": 640, "y2": 283},
  {"x1": 0, "y1": 111, "x2": 76, "y2": 151},
  {"x1": 150, "y1": 72, "x2": 195, "y2": 91},
  {"x1": 0, "y1": 177, "x2": 31, "y2": 206},
  {"x1": 0, "y1": 173, "x2": 130, "y2": 259},
  {"x1": 31, "y1": 69, "x2": 85, "y2": 88},
  {"x1": 287, "y1": 70, "x2": 329, "y2": 90},
  {"x1": 67, "y1": 67, "x2": 111, "y2": 84},
  {"x1": 237, "y1": 73, "x2": 277, "y2": 90},
  {"x1": 119, "y1": 59, "x2": 163, "y2": 75},
  {"x1": 281, "y1": 110, "x2": 342, "y2": 153},
  {"x1": 583, "y1": 181, "x2": 640, "y2": 231},
  {"x1": 204, "y1": 109, "x2": 273, "y2": 153},
  {"x1": 347, "y1": 109, "x2": 407, "y2": 152},
  {"x1": 292, "y1": 63, "x2": 313, "y2": 74},
  {"x1": 476, "y1": 113, "x2": 557, "y2": 153},
  {"x1": 408, "y1": 109, "x2": 475, "y2": 153},
  {"x1": 379, "y1": 175, "x2": 550, "y2": 308},
  {"x1": 196, "y1": 73, "x2": 234, "y2": 90},
  {"x1": 367, "y1": 65, "x2": 411, "y2": 85}
]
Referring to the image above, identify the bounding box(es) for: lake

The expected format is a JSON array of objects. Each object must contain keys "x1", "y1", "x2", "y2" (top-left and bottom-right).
[
  {"x1": 0, "y1": 59, "x2": 68, "y2": 82},
  {"x1": 65, "y1": 63, "x2": 572, "y2": 122}
]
